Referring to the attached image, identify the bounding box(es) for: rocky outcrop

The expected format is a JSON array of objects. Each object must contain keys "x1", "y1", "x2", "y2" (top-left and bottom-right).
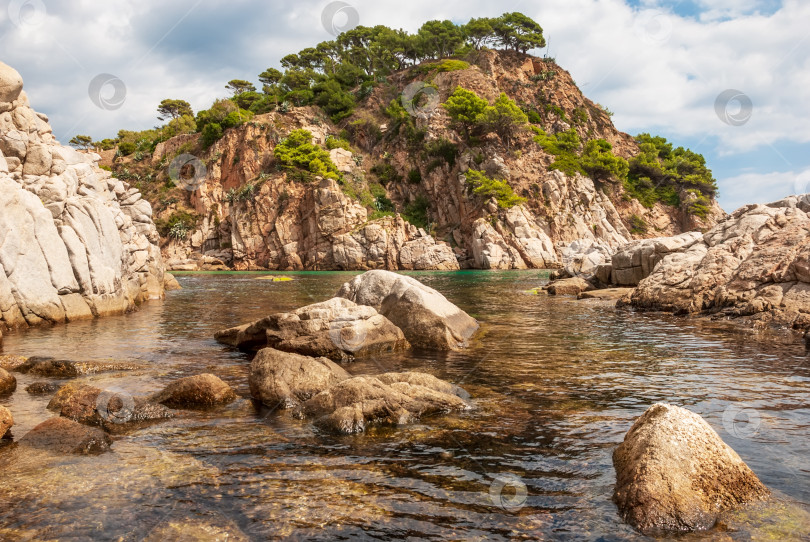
[
  {"x1": 0, "y1": 366, "x2": 16, "y2": 395},
  {"x1": 544, "y1": 277, "x2": 593, "y2": 296},
  {"x1": 337, "y1": 270, "x2": 479, "y2": 350},
  {"x1": 628, "y1": 195, "x2": 810, "y2": 334},
  {"x1": 299, "y1": 373, "x2": 471, "y2": 434},
  {"x1": 150, "y1": 374, "x2": 236, "y2": 409},
  {"x1": 609, "y1": 231, "x2": 704, "y2": 286},
  {"x1": 19, "y1": 417, "x2": 112, "y2": 454},
  {"x1": 0, "y1": 405, "x2": 12, "y2": 438},
  {"x1": 613, "y1": 403, "x2": 769, "y2": 534},
  {"x1": 0, "y1": 62, "x2": 165, "y2": 332},
  {"x1": 13, "y1": 356, "x2": 143, "y2": 378},
  {"x1": 215, "y1": 297, "x2": 410, "y2": 360},
  {"x1": 249, "y1": 348, "x2": 351, "y2": 409}
]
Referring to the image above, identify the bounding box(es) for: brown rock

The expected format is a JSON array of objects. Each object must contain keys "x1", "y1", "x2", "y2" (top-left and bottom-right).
[
  {"x1": 150, "y1": 374, "x2": 236, "y2": 409},
  {"x1": 337, "y1": 270, "x2": 479, "y2": 350},
  {"x1": 577, "y1": 287, "x2": 634, "y2": 301},
  {"x1": 216, "y1": 297, "x2": 410, "y2": 361},
  {"x1": 249, "y1": 348, "x2": 350, "y2": 409},
  {"x1": 0, "y1": 354, "x2": 28, "y2": 371},
  {"x1": 19, "y1": 417, "x2": 112, "y2": 454},
  {"x1": 25, "y1": 381, "x2": 58, "y2": 395},
  {"x1": 0, "y1": 62, "x2": 23, "y2": 103},
  {"x1": 163, "y1": 272, "x2": 182, "y2": 291},
  {"x1": 15, "y1": 357, "x2": 144, "y2": 377},
  {"x1": 0, "y1": 405, "x2": 12, "y2": 438},
  {"x1": 0, "y1": 366, "x2": 16, "y2": 395},
  {"x1": 613, "y1": 403, "x2": 770, "y2": 534},
  {"x1": 545, "y1": 277, "x2": 593, "y2": 296}
]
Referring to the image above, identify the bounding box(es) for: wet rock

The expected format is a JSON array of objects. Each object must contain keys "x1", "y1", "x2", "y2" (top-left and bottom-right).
[
  {"x1": 48, "y1": 382, "x2": 174, "y2": 432},
  {"x1": 544, "y1": 277, "x2": 593, "y2": 296},
  {"x1": 25, "y1": 381, "x2": 58, "y2": 395},
  {"x1": 19, "y1": 417, "x2": 112, "y2": 454},
  {"x1": 301, "y1": 373, "x2": 470, "y2": 434},
  {"x1": 577, "y1": 288, "x2": 634, "y2": 301},
  {"x1": 163, "y1": 272, "x2": 182, "y2": 291},
  {"x1": 249, "y1": 347, "x2": 350, "y2": 409},
  {"x1": 150, "y1": 374, "x2": 236, "y2": 409},
  {"x1": 143, "y1": 515, "x2": 250, "y2": 542},
  {"x1": 0, "y1": 405, "x2": 12, "y2": 438},
  {"x1": 337, "y1": 270, "x2": 479, "y2": 350},
  {"x1": 14, "y1": 356, "x2": 144, "y2": 377},
  {"x1": 0, "y1": 354, "x2": 28, "y2": 371},
  {"x1": 215, "y1": 297, "x2": 410, "y2": 361},
  {"x1": 0, "y1": 367, "x2": 16, "y2": 395},
  {"x1": 613, "y1": 403, "x2": 770, "y2": 535}
]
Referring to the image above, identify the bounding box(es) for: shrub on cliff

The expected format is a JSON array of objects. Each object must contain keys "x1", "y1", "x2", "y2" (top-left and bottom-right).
[
  {"x1": 580, "y1": 139, "x2": 629, "y2": 181},
  {"x1": 274, "y1": 129, "x2": 339, "y2": 180},
  {"x1": 479, "y1": 93, "x2": 528, "y2": 148},
  {"x1": 465, "y1": 169, "x2": 526, "y2": 208},
  {"x1": 442, "y1": 87, "x2": 488, "y2": 141}
]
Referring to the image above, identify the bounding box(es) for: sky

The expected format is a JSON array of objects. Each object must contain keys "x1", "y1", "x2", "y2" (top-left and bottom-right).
[{"x1": 0, "y1": 0, "x2": 807, "y2": 212}]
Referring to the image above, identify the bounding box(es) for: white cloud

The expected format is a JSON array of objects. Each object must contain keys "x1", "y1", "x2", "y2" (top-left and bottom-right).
[{"x1": 720, "y1": 167, "x2": 810, "y2": 211}]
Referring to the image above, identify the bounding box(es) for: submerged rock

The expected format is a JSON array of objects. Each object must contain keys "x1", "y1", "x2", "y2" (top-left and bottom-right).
[
  {"x1": 577, "y1": 287, "x2": 634, "y2": 301},
  {"x1": 613, "y1": 403, "x2": 770, "y2": 534},
  {"x1": 48, "y1": 382, "x2": 174, "y2": 432},
  {"x1": 544, "y1": 277, "x2": 593, "y2": 296},
  {"x1": 14, "y1": 357, "x2": 144, "y2": 377},
  {"x1": 25, "y1": 381, "x2": 58, "y2": 395},
  {"x1": 0, "y1": 354, "x2": 28, "y2": 371},
  {"x1": 19, "y1": 417, "x2": 112, "y2": 455},
  {"x1": 0, "y1": 367, "x2": 16, "y2": 395},
  {"x1": 215, "y1": 297, "x2": 409, "y2": 361},
  {"x1": 249, "y1": 348, "x2": 350, "y2": 409},
  {"x1": 300, "y1": 372, "x2": 470, "y2": 434},
  {"x1": 150, "y1": 373, "x2": 236, "y2": 409},
  {"x1": 0, "y1": 405, "x2": 12, "y2": 438},
  {"x1": 337, "y1": 270, "x2": 479, "y2": 350}
]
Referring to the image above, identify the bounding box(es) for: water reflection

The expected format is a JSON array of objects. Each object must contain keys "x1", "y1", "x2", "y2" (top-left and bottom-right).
[{"x1": 0, "y1": 271, "x2": 808, "y2": 540}]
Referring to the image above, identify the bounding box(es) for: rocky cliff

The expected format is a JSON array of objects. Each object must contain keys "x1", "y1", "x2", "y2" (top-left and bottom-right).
[
  {"x1": 0, "y1": 63, "x2": 165, "y2": 334},
  {"x1": 106, "y1": 50, "x2": 724, "y2": 272}
]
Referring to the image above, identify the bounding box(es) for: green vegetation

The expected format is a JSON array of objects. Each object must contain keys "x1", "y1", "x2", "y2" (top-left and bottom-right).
[
  {"x1": 68, "y1": 135, "x2": 93, "y2": 150},
  {"x1": 274, "y1": 129, "x2": 339, "y2": 180},
  {"x1": 465, "y1": 169, "x2": 526, "y2": 208},
  {"x1": 443, "y1": 87, "x2": 528, "y2": 145},
  {"x1": 534, "y1": 128, "x2": 628, "y2": 182},
  {"x1": 402, "y1": 195, "x2": 431, "y2": 229},
  {"x1": 157, "y1": 99, "x2": 193, "y2": 121},
  {"x1": 370, "y1": 162, "x2": 401, "y2": 186},
  {"x1": 325, "y1": 135, "x2": 351, "y2": 150},
  {"x1": 628, "y1": 214, "x2": 648, "y2": 234},
  {"x1": 155, "y1": 210, "x2": 198, "y2": 239}
]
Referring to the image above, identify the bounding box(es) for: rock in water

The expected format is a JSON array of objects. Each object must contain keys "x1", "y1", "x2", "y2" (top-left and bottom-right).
[
  {"x1": 0, "y1": 405, "x2": 12, "y2": 438},
  {"x1": 150, "y1": 374, "x2": 236, "y2": 408},
  {"x1": 19, "y1": 417, "x2": 112, "y2": 454},
  {"x1": 0, "y1": 367, "x2": 16, "y2": 395},
  {"x1": 613, "y1": 403, "x2": 770, "y2": 534},
  {"x1": 544, "y1": 277, "x2": 593, "y2": 296},
  {"x1": 249, "y1": 348, "x2": 350, "y2": 409},
  {"x1": 0, "y1": 62, "x2": 165, "y2": 331},
  {"x1": 215, "y1": 297, "x2": 409, "y2": 361},
  {"x1": 336, "y1": 270, "x2": 479, "y2": 350}
]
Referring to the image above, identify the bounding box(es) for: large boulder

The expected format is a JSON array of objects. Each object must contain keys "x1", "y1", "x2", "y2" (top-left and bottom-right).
[
  {"x1": 544, "y1": 277, "x2": 593, "y2": 296},
  {"x1": 613, "y1": 403, "x2": 770, "y2": 534},
  {"x1": 629, "y1": 196, "x2": 810, "y2": 336},
  {"x1": 300, "y1": 372, "x2": 470, "y2": 434},
  {"x1": 249, "y1": 348, "x2": 350, "y2": 409},
  {"x1": 19, "y1": 417, "x2": 112, "y2": 454},
  {"x1": 611, "y1": 231, "x2": 704, "y2": 286},
  {"x1": 150, "y1": 374, "x2": 236, "y2": 409},
  {"x1": 0, "y1": 405, "x2": 12, "y2": 438},
  {"x1": 336, "y1": 270, "x2": 478, "y2": 350},
  {"x1": 215, "y1": 297, "x2": 409, "y2": 361},
  {"x1": 0, "y1": 62, "x2": 23, "y2": 103},
  {"x1": 0, "y1": 366, "x2": 16, "y2": 395}
]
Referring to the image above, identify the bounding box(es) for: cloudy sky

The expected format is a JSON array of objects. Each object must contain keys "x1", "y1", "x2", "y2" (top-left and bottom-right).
[{"x1": 1, "y1": 0, "x2": 807, "y2": 211}]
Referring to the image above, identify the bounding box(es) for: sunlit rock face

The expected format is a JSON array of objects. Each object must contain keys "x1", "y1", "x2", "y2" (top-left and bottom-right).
[{"x1": 0, "y1": 62, "x2": 165, "y2": 331}]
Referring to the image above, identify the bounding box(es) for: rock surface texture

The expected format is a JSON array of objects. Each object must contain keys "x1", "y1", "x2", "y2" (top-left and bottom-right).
[
  {"x1": 337, "y1": 270, "x2": 479, "y2": 350},
  {"x1": 0, "y1": 62, "x2": 165, "y2": 332},
  {"x1": 628, "y1": 195, "x2": 810, "y2": 334},
  {"x1": 613, "y1": 403, "x2": 770, "y2": 534},
  {"x1": 0, "y1": 405, "x2": 12, "y2": 438},
  {"x1": 150, "y1": 374, "x2": 237, "y2": 408},
  {"x1": 19, "y1": 417, "x2": 112, "y2": 454}
]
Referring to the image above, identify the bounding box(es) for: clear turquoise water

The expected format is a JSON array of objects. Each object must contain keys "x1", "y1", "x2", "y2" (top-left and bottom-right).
[{"x1": 0, "y1": 271, "x2": 808, "y2": 540}]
